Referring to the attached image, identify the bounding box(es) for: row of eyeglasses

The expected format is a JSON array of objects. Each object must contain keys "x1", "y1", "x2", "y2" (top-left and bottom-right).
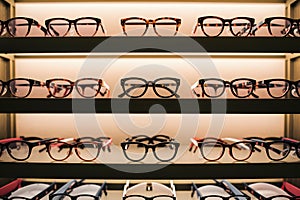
[
  {"x1": 1, "y1": 135, "x2": 299, "y2": 162},
  {"x1": 1, "y1": 77, "x2": 299, "y2": 99},
  {"x1": 1, "y1": 179, "x2": 299, "y2": 200},
  {"x1": 1, "y1": 16, "x2": 299, "y2": 37}
]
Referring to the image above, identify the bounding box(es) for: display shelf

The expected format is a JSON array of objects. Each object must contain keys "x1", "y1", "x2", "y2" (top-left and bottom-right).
[
  {"x1": 0, "y1": 37, "x2": 299, "y2": 53},
  {"x1": 0, "y1": 162, "x2": 299, "y2": 179},
  {"x1": 0, "y1": 98, "x2": 298, "y2": 114}
]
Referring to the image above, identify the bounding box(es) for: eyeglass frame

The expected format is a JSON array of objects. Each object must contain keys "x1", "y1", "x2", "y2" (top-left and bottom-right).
[
  {"x1": 45, "y1": 17, "x2": 105, "y2": 37},
  {"x1": 193, "y1": 16, "x2": 255, "y2": 37},
  {"x1": 118, "y1": 77, "x2": 180, "y2": 98},
  {"x1": 121, "y1": 17, "x2": 181, "y2": 36},
  {"x1": 0, "y1": 179, "x2": 22, "y2": 197},
  {"x1": 0, "y1": 17, "x2": 47, "y2": 37}
]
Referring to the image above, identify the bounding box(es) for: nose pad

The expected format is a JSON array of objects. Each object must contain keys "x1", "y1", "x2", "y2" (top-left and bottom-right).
[
  {"x1": 2, "y1": 87, "x2": 7, "y2": 96},
  {"x1": 291, "y1": 86, "x2": 299, "y2": 98},
  {"x1": 68, "y1": 26, "x2": 76, "y2": 36}
]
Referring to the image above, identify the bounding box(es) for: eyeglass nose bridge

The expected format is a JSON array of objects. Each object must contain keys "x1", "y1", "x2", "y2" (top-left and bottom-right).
[{"x1": 147, "y1": 81, "x2": 155, "y2": 86}]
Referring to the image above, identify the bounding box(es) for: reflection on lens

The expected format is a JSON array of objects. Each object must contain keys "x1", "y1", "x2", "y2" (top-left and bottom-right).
[
  {"x1": 7, "y1": 18, "x2": 30, "y2": 37},
  {"x1": 124, "y1": 19, "x2": 147, "y2": 36},
  {"x1": 122, "y1": 143, "x2": 146, "y2": 162},
  {"x1": 122, "y1": 78, "x2": 147, "y2": 98},
  {"x1": 201, "y1": 142, "x2": 224, "y2": 161},
  {"x1": 154, "y1": 78, "x2": 178, "y2": 98},
  {"x1": 231, "y1": 79, "x2": 254, "y2": 98},
  {"x1": 75, "y1": 142, "x2": 100, "y2": 161},
  {"x1": 231, "y1": 142, "x2": 252, "y2": 161},
  {"x1": 76, "y1": 18, "x2": 98, "y2": 36},
  {"x1": 155, "y1": 19, "x2": 178, "y2": 36},
  {"x1": 202, "y1": 79, "x2": 225, "y2": 97},
  {"x1": 48, "y1": 80, "x2": 72, "y2": 98},
  {"x1": 267, "y1": 80, "x2": 289, "y2": 98},
  {"x1": 7, "y1": 141, "x2": 30, "y2": 160},
  {"x1": 48, "y1": 142, "x2": 71, "y2": 161},
  {"x1": 75, "y1": 79, "x2": 100, "y2": 98},
  {"x1": 202, "y1": 17, "x2": 224, "y2": 37},
  {"x1": 0, "y1": 81, "x2": 4, "y2": 95},
  {"x1": 231, "y1": 18, "x2": 252, "y2": 37},
  {"x1": 48, "y1": 19, "x2": 70, "y2": 37},
  {"x1": 154, "y1": 143, "x2": 177, "y2": 161},
  {"x1": 9, "y1": 79, "x2": 31, "y2": 98},
  {"x1": 268, "y1": 141, "x2": 290, "y2": 161},
  {"x1": 269, "y1": 18, "x2": 291, "y2": 37}
]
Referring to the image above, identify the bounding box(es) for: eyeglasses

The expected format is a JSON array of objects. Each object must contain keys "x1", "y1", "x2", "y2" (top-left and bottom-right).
[
  {"x1": 0, "y1": 78, "x2": 45, "y2": 98},
  {"x1": 123, "y1": 180, "x2": 176, "y2": 200},
  {"x1": 1, "y1": 182, "x2": 56, "y2": 200},
  {"x1": 0, "y1": 179, "x2": 22, "y2": 197},
  {"x1": 118, "y1": 77, "x2": 180, "y2": 98},
  {"x1": 192, "y1": 182, "x2": 250, "y2": 200},
  {"x1": 257, "y1": 79, "x2": 300, "y2": 98},
  {"x1": 0, "y1": 137, "x2": 56, "y2": 161},
  {"x1": 191, "y1": 78, "x2": 258, "y2": 98},
  {"x1": 244, "y1": 182, "x2": 299, "y2": 200},
  {"x1": 0, "y1": 17, "x2": 47, "y2": 37},
  {"x1": 281, "y1": 182, "x2": 300, "y2": 196},
  {"x1": 121, "y1": 17, "x2": 181, "y2": 36},
  {"x1": 42, "y1": 137, "x2": 112, "y2": 161},
  {"x1": 244, "y1": 137, "x2": 294, "y2": 161},
  {"x1": 190, "y1": 137, "x2": 257, "y2": 161},
  {"x1": 193, "y1": 16, "x2": 255, "y2": 37},
  {"x1": 50, "y1": 179, "x2": 107, "y2": 200},
  {"x1": 252, "y1": 17, "x2": 300, "y2": 37},
  {"x1": 45, "y1": 17, "x2": 105, "y2": 37},
  {"x1": 45, "y1": 78, "x2": 110, "y2": 98},
  {"x1": 121, "y1": 135, "x2": 180, "y2": 162}
]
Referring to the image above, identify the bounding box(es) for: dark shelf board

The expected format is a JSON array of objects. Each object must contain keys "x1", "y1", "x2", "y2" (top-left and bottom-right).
[
  {"x1": 0, "y1": 162, "x2": 299, "y2": 179},
  {"x1": 0, "y1": 98, "x2": 299, "y2": 114},
  {"x1": 0, "y1": 37, "x2": 299, "y2": 53}
]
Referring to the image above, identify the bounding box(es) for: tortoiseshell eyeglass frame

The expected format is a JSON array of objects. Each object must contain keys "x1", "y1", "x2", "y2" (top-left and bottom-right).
[{"x1": 121, "y1": 17, "x2": 181, "y2": 36}]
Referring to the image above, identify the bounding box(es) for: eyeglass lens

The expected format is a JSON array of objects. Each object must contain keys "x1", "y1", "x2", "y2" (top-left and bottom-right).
[
  {"x1": 7, "y1": 18, "x2": 30, "y2": 37},
  {"x1": 266, "y1": 80, "x2": 290, "y2": 98},
  {"x1": 267, "y1": 141, "x2": 290, "y2": 161},
  {"x1": 6, "y1": 141, "x2": 30, "y2": 160},
  {"x1": 75, "y1": 79, "x2": 100, "y2": 98},
  {"x1": 47, "y1": 80, "x2": 72, "y2": 98},
  {"x1": 9, "y1": 79, "x2": 32, "y2": 97},
  {"x1": 268, "y1": 18, "x2": 292, "y2": 37}
]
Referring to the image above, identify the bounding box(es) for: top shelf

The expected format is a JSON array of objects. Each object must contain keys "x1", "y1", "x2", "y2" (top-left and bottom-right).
[{"x1": 1, "y1": 37, "x2": 299, "y2": 53}]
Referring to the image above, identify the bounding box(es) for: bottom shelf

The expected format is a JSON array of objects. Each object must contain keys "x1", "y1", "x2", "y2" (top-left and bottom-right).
[{"x1": 0, "y1": 162, "x2": 299, "y2": 179}]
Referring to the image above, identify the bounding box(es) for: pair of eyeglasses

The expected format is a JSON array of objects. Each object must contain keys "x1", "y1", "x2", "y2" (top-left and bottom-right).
[
  {"x1": 0, "y1": 17, "x2": 47, "y2": 37},
  {"x1": 190, "y1": 137, "x2": 257, "y2": 161},
  {"x1": 123, "y1": 180, "x2": 176, "y2": 200},
  {"x1": 121, "y1": 135, "x2": 180, "y2": 162},
  {"x1": 191, "y1": 78, "x2": 258, "y2": 98},
  {"x1": 40, "y1": 137, "x2": 112, "y2": 161},
  {"x1": 252, "y1": 17, "x2": 300, "y2": 37},
  {"x1": 193, "y1": 16, "x2": 255, "y2": 37},
  {"x1": 0, "y1": 179, "x2": 22, "y2": 197},
  {"x1": 257, "y1": 79, "x2": 300, "y2": 98},
  {"x1": 45, "y1": 17, "x2": 105, "y2": 37},
  {"x1": 50, "y1": 179, "x2": 107, "y2": 200},
  {"x1": 1, "y1": 182, "x2": 56, "y2": 200},
  {"x1": 121, "y1": 17, "x2": 181, "y2": 36},
  {"x1": 192, "y1": 180, "x2": 250, "y2": 200},
  {"x1": 118, "y1": 77, "x2": 180, "y2": 98},
  {"x1": 244, "y1": 137, "x2": 299, "y2": 161},
  {"x1": 0, "y1": 137, "x2": 57, "y2": 161},
  {"x1": 45, "y1": 78, "x2": 110, "y2": 98},
  {"x1": 244, "y1": 182, "x2": 299, "y2": 200}
]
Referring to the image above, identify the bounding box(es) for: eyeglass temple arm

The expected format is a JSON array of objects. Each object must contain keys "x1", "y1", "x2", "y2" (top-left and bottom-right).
[
  {"x1": 193, "y1": 22, "x2": 200, "y2": 34},
  {"x1": 170, "y1": 180, "x2": 176, "y2": 198},
  {"x1": 99, "y1": 81, "x2": 110, "y2": 96},
  {"x1": 0, "y1": 178, "x2": 22, "y2": 196},
  {"x1": 32, "y1": 20, "x2": 48, "y2": 36},
  {"x1": 191, "y1": 183, "x2": 202, "y2": 199},
  {"x1": 248, "y1": 138, "x2": 283, "y2": 155},
  {"x1": 222, "y1": 137, "x2": 261, "y2": 152},
  {"x1": 243, "y1": 183, "x2": 264, "y2": 199},
  {"x1": 95, "y1": 182, "x2": 107, "y2": 198},
  {"x1": 123, "y1": 180, "x2": 130, "y2": 198},
  {"x1": 32, "y1": 182, "x2": 56, "y2": 200},
  {"x1": 215, "y1": 179, "x2": 248, "y2": 198}
]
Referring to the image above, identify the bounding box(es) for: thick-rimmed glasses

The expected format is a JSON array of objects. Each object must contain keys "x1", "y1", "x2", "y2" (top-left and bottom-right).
[
  {"x1": 118, "y1": 77, "x2": 180, "y2": 98},
  {"x1": 1, "y1": 182, "x2": 56, "y2": 200},
  {"x1": 121, "y1": 135, "x2": 180, "y2": 162},
  {"x1": 123, "y1": 180, "x2": 176, "y2": 200},
  {"x1": 244, "y1": 182, "x2": 299, "y2": 200},
  {"x1": 191, "y1": 78, "x2": 258, "y2": 98},
  {"x1": 191, "y1": 137, "x2": 256, "y2": 161},
  {"x1": 252, "y1": 17, "x2": 300, "y2": 37},
  {"x1": 45, "y1": 78, "x2": 110, "y2": 98},
  {"x1": 0, "y1": 78, "x2": 45, "y2": 98},
  {"x1": 45, "y1": 17, "x2": 105, "y2": 37},
  {"x1": 193, "y1": 16, "x2": 255, "y2": 37},
  {"x1": 50, "y1": 179, "x2": 107, "y2": 200},
  {"x1": 0, "y1": 137, "x2": 56, "y2": 161},
  {"x1": 0, "y1": 17, "x2": 47, "y2": 37},
  {"x1": 121, "y1": 17, "x2": 181, "y2": 36},
  {"x1": 192, "y1": 182, "x2": 250, "y2": 200},
  {"x1": 257, "y1": 79, "x2": 300, "y2": 98},
  {"x1": 43, "y1": 137, "x2": 112, "y2": 161}
]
